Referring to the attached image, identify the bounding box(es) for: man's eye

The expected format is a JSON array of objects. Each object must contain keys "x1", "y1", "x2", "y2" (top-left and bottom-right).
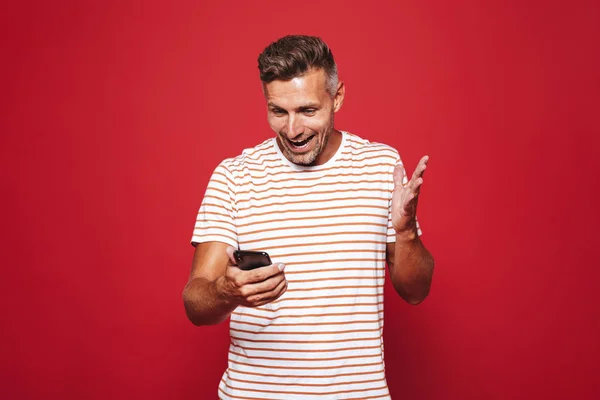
[
  {"x1": 304, "y1": 109, "x2": 316, "y2": 115},
  {"x1": 272, "y1": 109, "x2": 286, "y2": 115}
]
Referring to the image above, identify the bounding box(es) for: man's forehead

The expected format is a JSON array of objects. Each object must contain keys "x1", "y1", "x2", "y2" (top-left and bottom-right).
[{"x1": 264, "y1": 69, "x2": 329, "y2": 100}]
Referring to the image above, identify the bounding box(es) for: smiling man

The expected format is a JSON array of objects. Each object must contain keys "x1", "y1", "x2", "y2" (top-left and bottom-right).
[{"x1": 183, "y1": 35, "x2": 435, "y2": 399}]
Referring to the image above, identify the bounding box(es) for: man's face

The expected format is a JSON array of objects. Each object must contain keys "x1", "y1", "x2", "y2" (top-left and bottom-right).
[{"x1": 264, "y1": 68, "x2": 343, "y2": 166}]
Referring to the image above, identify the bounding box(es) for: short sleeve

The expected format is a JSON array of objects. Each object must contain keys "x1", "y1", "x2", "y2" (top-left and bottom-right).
[
  {"x1": 387, "y1": 151, "x2": 422, "y2": 243},
  {"x1": 191, "y1": 162, "x2": 238, "y2": 248}
]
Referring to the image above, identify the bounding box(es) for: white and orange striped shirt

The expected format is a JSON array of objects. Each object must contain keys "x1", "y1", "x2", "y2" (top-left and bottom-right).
[{"x1": 192, "y1": 131, "x2": 421, "y2": 399}]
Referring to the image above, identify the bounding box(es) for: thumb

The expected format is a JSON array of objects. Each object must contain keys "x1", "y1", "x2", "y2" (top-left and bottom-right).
[
  {"x1": 226, "y1": 246, "x2": 237, "y2": 266},
  {"x1": 393, "y1": 164, "x2": 405, "y2": 188}
]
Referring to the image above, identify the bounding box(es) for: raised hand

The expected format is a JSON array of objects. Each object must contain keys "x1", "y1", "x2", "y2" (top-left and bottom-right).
[{"x1": 391, "y1": 155, "x2": 429, "y2": 234}]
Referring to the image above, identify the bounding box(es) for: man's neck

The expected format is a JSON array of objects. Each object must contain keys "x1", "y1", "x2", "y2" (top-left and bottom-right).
[{"x1": 313, "y1": 129, "x2": 342, "y2": 166}]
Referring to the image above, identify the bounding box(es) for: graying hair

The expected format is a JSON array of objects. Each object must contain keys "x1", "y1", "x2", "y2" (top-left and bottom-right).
[{"x1": 258, "y1": 35, "x2": 339, "y2": 97}]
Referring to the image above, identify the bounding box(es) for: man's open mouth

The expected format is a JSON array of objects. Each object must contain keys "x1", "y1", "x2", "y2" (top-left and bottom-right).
[{"x1": 286, "y1": 135, "x2": 315, "y2": 151}]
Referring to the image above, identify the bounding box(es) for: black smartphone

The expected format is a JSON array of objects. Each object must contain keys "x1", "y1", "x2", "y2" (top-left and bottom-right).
[{"x1": 233, "y1": 250, "x2": 272, "y2": 271}]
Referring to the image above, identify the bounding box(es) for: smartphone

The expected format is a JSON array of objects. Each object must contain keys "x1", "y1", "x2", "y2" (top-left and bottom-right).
[{"x1": 233, "y1": 250, "x2": 272, "y2": 271}]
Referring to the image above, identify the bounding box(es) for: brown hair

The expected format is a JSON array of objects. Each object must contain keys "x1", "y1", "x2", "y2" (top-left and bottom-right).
[{"x1": 257, "y1": 35, "x2": 338, "y2": 96}]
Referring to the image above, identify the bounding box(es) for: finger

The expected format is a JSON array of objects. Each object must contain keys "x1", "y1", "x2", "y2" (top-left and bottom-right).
[
  {"x1": 250, "y1": 278, "x2": 288, "y2": 306},
  {"x1": 411, "y1": 155, "x2": 429, "y2": 181},
  {"x1": 404, "y1": 191, "x2": 416, "y2": 206},
  {"x1": 412, "y1": 177, "x2": 424, "y2": 195},
  {"x1": 406, "y1": 170, "x2": 424, "y2": 194},
  {"x1": 273, "y1": 279, "x2": 288, "y2": 299},
  {"x1": 402, "y1": 192, "x2": 418, "y2": 214},
  {"x1": 242, "y1": 271, "x2": 286, "y2": 299},
  {"x1": 241, "y1": 263, "x2": 286, "y2": 285}
]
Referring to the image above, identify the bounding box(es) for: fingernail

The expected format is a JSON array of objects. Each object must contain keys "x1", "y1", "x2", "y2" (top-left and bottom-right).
[{"x1": 278, "y1": 263, "x2": 286, "y2": 271}]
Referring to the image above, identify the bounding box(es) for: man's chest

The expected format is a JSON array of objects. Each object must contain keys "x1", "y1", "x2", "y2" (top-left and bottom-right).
[{"x1": 235, "y1": 166, "x2": 391, "y2": 252}]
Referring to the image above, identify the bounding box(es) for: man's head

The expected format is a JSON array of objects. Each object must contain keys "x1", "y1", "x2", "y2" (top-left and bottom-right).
[{"x1": 258, "y1": 35, "x2": 345, "y2": 166}]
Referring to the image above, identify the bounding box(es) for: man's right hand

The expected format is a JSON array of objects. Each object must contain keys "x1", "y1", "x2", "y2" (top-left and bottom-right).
[
  {"x1": 216, "y1": 247, "x2": 287, "y2": 308},
  {"x1": 183, "y1": 242, "x2": 287, "y2": 325}
]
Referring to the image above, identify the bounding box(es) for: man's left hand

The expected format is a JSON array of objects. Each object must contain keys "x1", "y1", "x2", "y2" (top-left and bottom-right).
[{"x1": 391, "y1": 155, "x2": 429, "y2": 235}]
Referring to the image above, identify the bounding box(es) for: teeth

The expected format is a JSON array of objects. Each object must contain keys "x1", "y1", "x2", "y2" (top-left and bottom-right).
[{"x1": 291, "y1": 136, "x2": 312, "y2": 146}]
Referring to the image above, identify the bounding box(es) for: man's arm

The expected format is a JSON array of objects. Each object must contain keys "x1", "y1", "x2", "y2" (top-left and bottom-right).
[
  {"x1": 182, "y1": 242, "x2": 287, "y2": 326},
  {"x1": 386, "y1": 232, "x2": 434, "y2": 305},
  {"x1": 182, "y1": 242, "x2": 236, "y2": 325},
  {"x1": 386, "y1": 155, "x2": 435, "y2": 305}
]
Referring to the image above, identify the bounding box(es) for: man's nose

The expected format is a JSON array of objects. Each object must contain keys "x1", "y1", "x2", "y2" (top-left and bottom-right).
[{"x1": 286, "y1": 114, "x2": 303, "y2": 138}]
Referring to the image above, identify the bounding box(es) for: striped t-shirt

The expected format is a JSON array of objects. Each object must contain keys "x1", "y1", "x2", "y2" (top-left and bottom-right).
[{"x1": 192, "y1": 131, "x2": 421, "y2": 399}]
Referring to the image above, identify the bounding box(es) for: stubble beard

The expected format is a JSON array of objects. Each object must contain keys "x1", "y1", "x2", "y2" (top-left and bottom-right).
[{"x1": 282, "y1": 115, "x2": 335, "y2": 166}]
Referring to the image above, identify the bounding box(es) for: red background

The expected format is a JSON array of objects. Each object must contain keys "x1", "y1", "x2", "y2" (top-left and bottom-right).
[{"x1": 2, "y1": 1, "x2": 599, "y2": 399}]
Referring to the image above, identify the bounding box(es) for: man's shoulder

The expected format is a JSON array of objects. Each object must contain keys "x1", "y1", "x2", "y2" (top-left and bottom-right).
[
  {"x1": 216, "y1": 138, "x2": 276, "y2": 171},
  {"x1": 344, "y1": 131, "x2": 399, "y2": 161}
]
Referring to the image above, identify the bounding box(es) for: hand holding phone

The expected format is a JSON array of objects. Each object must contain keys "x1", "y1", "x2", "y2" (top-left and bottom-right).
[
  {"x1": 220, "y1": 248, "x2": 287, "y2": 308},
  {"x1": 233, "y1": 250, "x2": 272, "y2": 270}
]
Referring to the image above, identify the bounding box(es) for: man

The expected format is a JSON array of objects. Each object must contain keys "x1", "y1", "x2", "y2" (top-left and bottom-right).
[{"x1": 183, "y1": 35, "x2": 434, "y2": 399}]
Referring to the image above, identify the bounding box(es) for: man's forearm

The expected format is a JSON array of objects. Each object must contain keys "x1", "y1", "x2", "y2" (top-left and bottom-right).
[
  {"x1": 182, "y1": 277, "x2": 236, "y2": 326},
  {"x1": 390, "y1": 231, "x2": 435, "y2": 305}
]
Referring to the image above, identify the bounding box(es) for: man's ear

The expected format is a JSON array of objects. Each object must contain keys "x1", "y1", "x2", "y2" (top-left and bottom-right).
[{"x1": 333, "y1": 81, "x2": 345, "y2": 112}]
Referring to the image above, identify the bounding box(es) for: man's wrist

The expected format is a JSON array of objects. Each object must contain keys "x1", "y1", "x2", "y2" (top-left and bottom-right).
[
  {"x1": 214, "y1": 276, "x2": 234, "y2": 306},
  {"x1": 395, "y1": 227, "x2": 419, "y2": 242}
]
